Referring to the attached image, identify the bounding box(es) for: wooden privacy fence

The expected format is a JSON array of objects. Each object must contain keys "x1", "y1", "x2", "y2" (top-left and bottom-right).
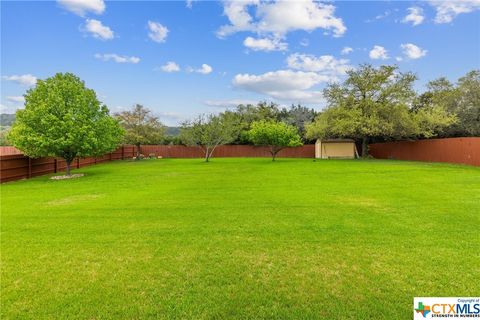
[
  {"x1": 0, "y1": 145, "x2": 136, "y2": 183},
  {"x1": 0, "y1": 144, "x2": 315, "y2": 183},
  {"x1": 369, "y1": 137, "x2": 480, "y2": 167}
]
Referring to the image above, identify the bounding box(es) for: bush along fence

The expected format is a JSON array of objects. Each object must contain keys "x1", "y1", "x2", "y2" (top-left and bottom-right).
[{"x1": 0, "y1": 145, "x2": 315, "y2": 183}]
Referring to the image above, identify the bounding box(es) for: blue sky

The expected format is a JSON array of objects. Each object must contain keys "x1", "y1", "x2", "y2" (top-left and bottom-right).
[{"x1": 1, "y1": 0, "x2": 479, "y2": 125}]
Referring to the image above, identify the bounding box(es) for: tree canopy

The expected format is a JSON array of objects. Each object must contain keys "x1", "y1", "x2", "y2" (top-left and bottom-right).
[
  {"x1": 248, "y1": 120, "x2": 303, "y2": 161},
  {"x1": 415, "y1": 70, "x2": 480, "y2": 137},
  {"x1": 8, "y1": 73, "x2": 123, "y2": 175},
  {"x1": 306, "y1": 64, "x2": 456, "y2": 157},
  {"x1": 180, "y1": 113, "x2": 238, "y2": 162},
  {"x1": 115, "y1": 104, "x2": 165, "y2": 158}
]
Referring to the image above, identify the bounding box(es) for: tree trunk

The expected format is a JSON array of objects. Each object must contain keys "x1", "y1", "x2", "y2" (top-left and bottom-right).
[
  {"x1": 205, "y1": 147, "x2": 210, "y2": 162},
  {"x1": 270, "y1": 146, "x2": 276, "y2": 161},
  {"x1": 136, "y1": 144, "x2": 141, "y2": 159},
  {"x1": 65, "y1": 159, "x2": 72, "y2": 176},
  {"x1": 361, "y1": 137, "x2": 369, "y2": 158}
]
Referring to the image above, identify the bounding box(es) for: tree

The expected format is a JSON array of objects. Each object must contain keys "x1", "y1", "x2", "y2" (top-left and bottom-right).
[
  {"x1": 115, "y1": 104, "x2": 165, "y2": 159},
  {"x1": 417, "y1": 71, "x2": 479, "y2": 137},
  {"x1": 278, "y1": 104, "x2": 317, "y2": 141},
  {"x1": 229, "y1": 102, "x2": 281, "y2": 144},
  {"x1": 0, "y1": 130, "x2": 10, "y2": 146},
  {"x1": 306, "y1": 64, "x2": 454, "y2": 157},
  {"x1": 247, "y1": 120, "x2": 303, "y2": 161},
  {"x1": 8, "y1": 73, "x2": 123, "y2": 175},
  {"x1": 455, "y1": 70, "x2": 480, "y2": 136},
  {"x1": 180, "y1": 113, "x2": 238, "y2": 162}
]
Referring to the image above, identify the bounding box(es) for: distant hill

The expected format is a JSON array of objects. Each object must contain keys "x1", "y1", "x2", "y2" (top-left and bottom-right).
[
  {"x1": 166, "y1": 126, "x2": 180, "y2": 136},
  {"x1": 1, "y1": 114, "x2": 16, "y2": 127}
]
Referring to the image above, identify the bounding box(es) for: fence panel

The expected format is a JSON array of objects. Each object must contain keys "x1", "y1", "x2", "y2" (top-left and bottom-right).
[
  {"x1": 0, "y1": 144, "x2": 315, "y2": 183},
  {"x1": 369, "y1": 137, "x2": 480, "y2": 166}
]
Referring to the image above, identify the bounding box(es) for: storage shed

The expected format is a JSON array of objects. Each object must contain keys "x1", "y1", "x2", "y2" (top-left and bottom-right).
[{"x1": 315, "y1": 139, "x2": 357, "y2": 159}]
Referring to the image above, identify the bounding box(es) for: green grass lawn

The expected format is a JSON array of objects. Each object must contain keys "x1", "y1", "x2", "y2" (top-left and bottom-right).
[{"x1": 1, "y1": 158, "x2": 479, "y2": 319}]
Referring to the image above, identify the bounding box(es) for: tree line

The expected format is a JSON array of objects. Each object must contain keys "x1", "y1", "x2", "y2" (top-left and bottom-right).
[
  {"x1": 118, "y1": 65, "x2": 478, "y2": 158},
  {"x1": 6, "y1": 65, "x2": 479, "y2": 172}
]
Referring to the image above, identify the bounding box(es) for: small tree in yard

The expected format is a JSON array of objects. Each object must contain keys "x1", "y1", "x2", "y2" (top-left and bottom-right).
[
  {"x1": 8, "y1": 73, "x2": 123, "y2": 176},
  {"x1": 115, "y1": 104, "x2": 165, "y2": 159},
  {"x1": 180, "y1": 113, "x2": 238, "y2": 162},
  {"x1": 248, "y1": 120, "x2": 303, "y2": 161}
]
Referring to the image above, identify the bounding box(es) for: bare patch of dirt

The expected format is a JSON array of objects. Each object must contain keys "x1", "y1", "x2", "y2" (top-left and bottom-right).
[{"x1": 46, "y1": 194, "x2": 102, "y2": 206}]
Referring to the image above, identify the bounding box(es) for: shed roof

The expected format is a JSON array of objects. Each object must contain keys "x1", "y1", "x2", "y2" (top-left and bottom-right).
[{"x1": 318, "y1": 139, "x2": 355, "y2": 143}]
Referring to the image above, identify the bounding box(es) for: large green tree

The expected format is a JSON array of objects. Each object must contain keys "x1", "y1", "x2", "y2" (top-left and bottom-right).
[
  {"x1": 278, "y1": 104, "x2": 317, "y2": 140},
  {"x1": 227, "y1": 102, "x2": 281, "y2": 144},
  {"x1": 115, "y1": 104, "x2": 165, "y2": 159},
  {"x1": 8, "y1": 73, "x2": 123, "y2": 175},
  {"x1": 306, "y1": 64, "x2": 455, "y2": 157},
  {"x1": 247, "y1": 120, "x2": 303, "y2": 161},
  {"x1": 416, "y1": 70, "x2": 479, "y2": 137},
  {"x1": 180, "y1": 113, "x2": 238, "y2": 162}
]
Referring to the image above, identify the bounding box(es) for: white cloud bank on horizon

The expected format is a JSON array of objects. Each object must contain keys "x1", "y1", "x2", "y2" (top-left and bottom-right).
[
  {"x1": 204, "y1": 99, "x2": 259, "y2": 108},
  {"x1": 7, "y1": 96, "x2": 26, "y2": 103},
  {"x1": 231, "y1": 51, "x2": 352, "y2": 104}
]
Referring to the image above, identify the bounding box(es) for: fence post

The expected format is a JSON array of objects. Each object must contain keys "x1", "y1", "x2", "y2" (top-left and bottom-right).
[
  {"x1": 121, "y1": 145, "x2": 125, "y2": 160},
  {"x1": 54, "y1": 158, "x2": 57, "y2": 173},
  {"x1": 28, "y1": 157, "x2": 32, "y2": 178},
  {"x1": 110, "y1": 152, "x2": 112, "y2": 161},
  {"x1": 77, "y1": 158, "x2": 80, "y2": 169}
]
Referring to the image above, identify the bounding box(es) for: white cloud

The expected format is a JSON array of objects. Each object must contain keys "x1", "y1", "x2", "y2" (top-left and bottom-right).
[
  {"x1": 341, "y1": 46, "x2": 353, "y2": 55},
  {"x1": 57, "y1": 0, "x2": 105, "y2": 16},
  {"x1": 2, "y1": 74, "x2": 37, "y2": 86},
  {"x1": 402, "y1": 7, "x2": 425, "y2": 26},
  {"x1": 0, "y1": 103, "x2": 23, "y2": 114},
  {"x1": 217, "y1": 0, "x2": 346, "y2": 39},
  {"x1": 83, "y1": 19, "x2": 114, "y2": 40},
  {"x1": 286, "y1": 53, "x2": 351, "y2": 78},
  {"x1": 243, "y1": 36, "x2": 287, "y2": 52},
  {"x1": 204, "y1": 99, "x2": 258, "y2": 108},
  {"x1": 369, "y1": 45, "x2": 389, "y2": 60},
  {"x1": 233, "y1": 70, "x2": 330, "y2": 103},
  {"x1": 186, "y1": 0, "x2": 195, "y2": 9},
  {"x1": 160, "y1": 61, "x2": 180, "y2": 72},
  {"x1": 7, "y1": 96, "x2": 25, "y2": 103},
  {"x1": 190, "y1": 64, "x2": 213, "y2": 74},
  {"x1": 94, "y1": 53, "x2": 140, "y2": 64},
  {"x1": 148, "y1": 21, "x2": 168, "y2": 43},
  {"x1": 401, "y1": 43, "x2": 427, "y2": 59},
  {"x1": 429, "y1": 0, "x2": 480, "y2": 23}
]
